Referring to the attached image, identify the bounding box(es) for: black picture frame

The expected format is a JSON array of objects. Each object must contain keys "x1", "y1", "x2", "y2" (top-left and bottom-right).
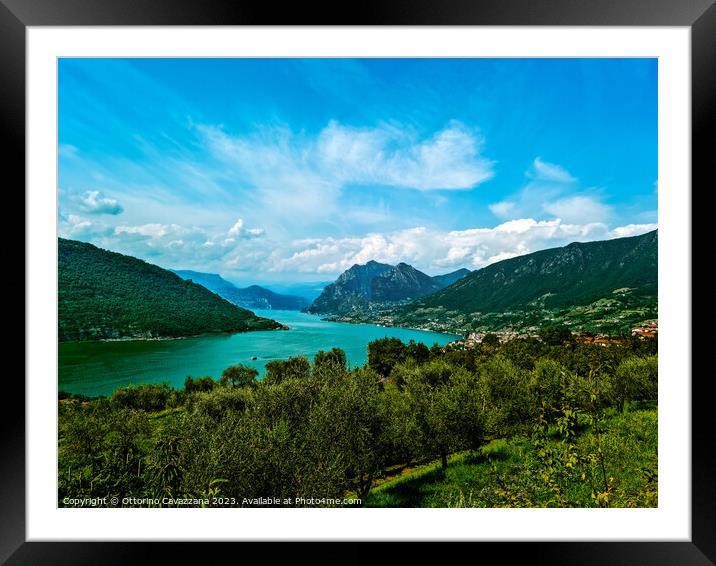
[{"x1": 5, "y1": 0, "x2": 711, "y2": 563}]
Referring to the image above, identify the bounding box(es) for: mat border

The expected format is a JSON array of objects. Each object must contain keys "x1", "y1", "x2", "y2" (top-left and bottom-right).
[{"x1": 6, "y1": 0, "x2": 710, "y2": 562}]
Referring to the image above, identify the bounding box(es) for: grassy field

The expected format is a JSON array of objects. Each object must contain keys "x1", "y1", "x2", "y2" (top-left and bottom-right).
[{"x1": 365, "y1": 402, "x2": 657, "y2": 508}]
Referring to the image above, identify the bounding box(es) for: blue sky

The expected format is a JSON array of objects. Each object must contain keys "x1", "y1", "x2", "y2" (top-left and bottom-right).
[{"x1": 58, "y1": 58, "x2": 657, "y2": 284}]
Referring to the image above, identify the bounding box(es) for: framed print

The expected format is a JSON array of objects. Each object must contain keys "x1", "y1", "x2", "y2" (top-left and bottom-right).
[{"x1": 6, "y1": 0, "x2": 712, "y2": 563}]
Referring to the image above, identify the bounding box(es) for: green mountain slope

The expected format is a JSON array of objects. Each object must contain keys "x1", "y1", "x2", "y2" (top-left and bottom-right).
[
  {"x1": 414, "y1": 230, "x2": 657, "y2": 313},
  {"x1": 173, "y1": 270, "x2": 309, "y2": 310},
  {"x1": 391, "y1": 230, "x2": 657, "y2": 334},
  {"x1": 59, "y1": 238, "x2": 284, "y2": 342}
]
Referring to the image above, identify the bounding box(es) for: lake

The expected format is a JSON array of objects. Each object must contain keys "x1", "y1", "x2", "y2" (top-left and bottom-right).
[{"x1": 58, "y1": 310, "x2": 460, "y2": 397}]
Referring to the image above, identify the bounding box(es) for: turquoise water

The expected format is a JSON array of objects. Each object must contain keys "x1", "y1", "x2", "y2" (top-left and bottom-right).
[{"x1": 58, "y1": 310, "x2": 460, "y2": 397}]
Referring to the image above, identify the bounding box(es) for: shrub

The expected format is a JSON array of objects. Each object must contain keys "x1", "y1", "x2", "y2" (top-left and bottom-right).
[
  {"x1": 479, "y1": 356, "x2": 535, "y2": 437},
  {"x1": 110, "y1": 382, "x2": 172, "y2": 412},
  {"x1": 184, "y1": 376, "x2": 217, "y2": 393},
  {"x1": 368, "y1": 337, "x2": 408, "y2": 377},
  {"x1": 264, "y1": 356, "x2": 311, "y2": 385},
  {"x1": 313, "y1": 348, "x2": 348, "y2": 373},
  {"x1": 611, "y1": 356, "x2": 658, "y2": 410},
  {"x1": 190, "y1": 387, "x2": 253, "y2": 420}
]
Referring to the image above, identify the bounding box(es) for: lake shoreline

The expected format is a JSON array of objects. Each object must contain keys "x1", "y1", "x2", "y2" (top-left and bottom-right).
[
  {"x1": 59, "y1": 310, "x2": 460, "y2": 397},
  {"x1": 319, "y1": 315, "x2": 463, "y2": 340},
  {"x1": 58, "y1": 323, "x2": 290, "y2": 345}
]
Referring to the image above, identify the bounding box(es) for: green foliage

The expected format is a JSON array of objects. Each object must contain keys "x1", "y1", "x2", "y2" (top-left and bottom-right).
[
  {"x1": 58, "y1": 237, "x2": 282, "y2": 341},
  {"x1": 264, "y1": 356, "x2": 311, "y2": 385},
  {"x1": 610, "y1": 355, "x2": 658, "y2": 410},
  {"x1": 146, "y1": 424, "x2": 184, "y2": 500},
  {"x1": 189, "y1": 387, "x2": 253, "y2": 420},
  {"x1": 368, "y1": 337, "x2": 408, "y2": 377},
  {"x1": 313, "y1": 348, "x2": 348, "y2": 373},
  {"x1": 539, "y1": 324, "x2": 575, "y2": 346},
  {"x1": 58, "y1": 402, "x2": 150, "y2": 501},
  {"x1": 399, "y1": 361, "x2": 484, "y2": 468},
  {"x1": 306, "y1": 367, "x2": 387, "y2": 498},
  {"x1": 479, "y1": 356, "x2": 535, "y2": 437},
  {"x1": 110, "y1": 383, "x2": 172, "y2": 412},
  {"x1": 220, "y1": 364, "x2": 259, "y2": 388},
  {"x1": 184, "y1": 376, "x2": 216, "y2": 393},
  {"x1": 405, "y1": 340, "x2": 430, "y2": 364},
  {"x1": 59, "y1": 334, "x2": 657, "y2": 508},
  {"x1": 365, "y1": 407, "x2": 657, "y2": 508}
]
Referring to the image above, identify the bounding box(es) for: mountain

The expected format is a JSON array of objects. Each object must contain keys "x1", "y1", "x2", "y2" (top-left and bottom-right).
[
  {"x1": 414, "y1": 230, "x2": 657, "y2": 313},
  {"x1": 59, "y1": 238, "x2": 284, "y2": 342},
  {"x1": 307, "y1": 260, "x2": 393, "y2": 314},
  {"x1": 432, "y1": 268, "x2": 471, "y2": 288},
  {"x1": 261, "y1": 281, "x2": 331, "y2": 302},
  {"x1": 306, "y1": 261, "x2": 471, "y2": 315},
  {"x1": 393, "y1": 230, "x2": 658, "y2": 334},
  {"x1": 173, "y1": 270, "x2": 309, "y2": 310},
  {"x1": 371, "y1": 262, "x2": 442, "y2": 302}
]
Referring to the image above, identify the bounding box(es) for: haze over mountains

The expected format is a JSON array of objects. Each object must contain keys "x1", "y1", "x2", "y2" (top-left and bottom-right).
[
  {"x1": 173, "y1": 270, "x2": 310, "y2": 311},
  {"x1": 306, "y1": 262, "x2": 471, "y2": 316},
  {"x1": 58, "y1": 238, "x2": 284, "y2": 342}
]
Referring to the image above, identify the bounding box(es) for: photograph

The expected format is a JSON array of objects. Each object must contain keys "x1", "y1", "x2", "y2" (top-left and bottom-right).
[{"x1": 56, "y1": 56, "x2": 660, "y2": 510}]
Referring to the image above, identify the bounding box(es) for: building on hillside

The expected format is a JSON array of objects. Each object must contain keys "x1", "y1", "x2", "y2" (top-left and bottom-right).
[
  {"x1": 631, "y1": 321, "x2": 658, "y2": 339},
  {"x1": 579, "y1": 333, "x2": 624, "y2": 347}
]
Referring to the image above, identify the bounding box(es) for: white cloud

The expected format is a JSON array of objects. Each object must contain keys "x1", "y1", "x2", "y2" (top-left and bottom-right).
[
  {"x1": 609, "y1": 223, "x2": 658, "y2": 238},
  {"x1": 115, "y1": 223, "x2": 180, "y2": 239},
  {"x1": 228, "y1": 218, "x2": 265, "y2": 239},
  {"x1": 61, "y1": 214, "x2": 94, "y2": 238},
  {"x1": 488, "y1": 201, "x2": 516, "y2": 217},
  {"x1": 78, "y1": 190, "x2": 123, "y2": 215}
]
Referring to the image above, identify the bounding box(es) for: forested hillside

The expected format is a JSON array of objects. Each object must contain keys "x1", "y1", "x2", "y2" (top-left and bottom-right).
[{"x1": 59, "y1": 238, "x2": 283, "y2": 341}]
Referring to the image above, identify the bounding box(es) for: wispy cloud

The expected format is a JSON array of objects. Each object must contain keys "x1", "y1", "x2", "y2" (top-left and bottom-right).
[
  {"x1": 543, "y1": 195, "x2": 611, "y2": 224},
  {"x1": 58, "y1": 144, "x2": 79, "y2": 159},
  {"x1": 198, "y1": 120, "x2": 494, "y2": 218},
  {"x1": 528, "y1": 157, "x2": 577, "y2": 183},
  {"x1": 490, "y1": 158, "x2": 612, "y2": 225}
]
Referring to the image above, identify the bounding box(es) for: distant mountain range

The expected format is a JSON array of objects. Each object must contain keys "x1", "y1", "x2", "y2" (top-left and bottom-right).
[
  {"x1": 306, "y1": 261, "x2": 471, "y2": 316},
  {"x1": 431, "y1": 268, "x2": 472, "y2": 288},
  {"x1": 58, "y1": 239, "x2": 283, "y2": 342},
  {"x1": 173, "y1": 270, "x2": 309, "y2": 311},
  {"x1": 262, "y1": 281, "x2": 332, "y2": 302}
]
